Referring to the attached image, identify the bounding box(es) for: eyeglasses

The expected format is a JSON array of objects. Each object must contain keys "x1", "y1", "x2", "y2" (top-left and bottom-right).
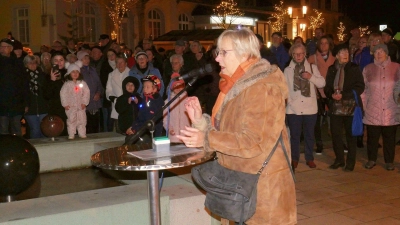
[
  {"x1": 0, "y1": 45, "x2": 11, "y2": 48},
  {"x1": 216, "y1": 49, "x2": 233, "y2": 57},
  {"x1": 371, "y1": 39, "x2": 380, "y2": 43},
  {"x1": 292, "y1": 52, "x2": 305, "y2": 57},
  {"x1": 358, "y1": 41, "x2": 367, "y2": 44}
]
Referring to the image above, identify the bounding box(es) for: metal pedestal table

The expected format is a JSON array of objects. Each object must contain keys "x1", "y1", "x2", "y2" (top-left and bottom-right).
[{"x1": 91, "y1": 143, "x2": 214, "y2": 225}]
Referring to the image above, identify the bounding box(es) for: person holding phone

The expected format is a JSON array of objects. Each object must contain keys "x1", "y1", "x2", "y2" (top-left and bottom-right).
[
  {"x1": 43, "y1": 51, "x2": 68, "y2": 136},
  {"x1": 115, "y1": 76, "x2": 142, "y2": 135},
  {"x1": 284, "y1": 43, "x2": 325, "y2": 170}
]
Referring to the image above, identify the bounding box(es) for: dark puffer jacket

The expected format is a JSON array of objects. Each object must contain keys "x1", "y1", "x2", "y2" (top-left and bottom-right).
[
  {"x1": 115, "y1": 76, "x2": 142, "y2": 133},
  {"x1": 0, "y1": 55, "x2": 28, "y2": 116}
]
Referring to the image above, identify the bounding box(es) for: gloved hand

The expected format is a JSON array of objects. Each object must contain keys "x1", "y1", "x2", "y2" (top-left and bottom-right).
[{"x1": 109, "y1": 96, "x2": 116, "y2": 102}]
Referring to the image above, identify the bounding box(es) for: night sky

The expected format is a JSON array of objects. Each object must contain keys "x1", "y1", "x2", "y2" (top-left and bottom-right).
[{"x1": 340, "y1": 0, "x2": 400, "y2": 33}]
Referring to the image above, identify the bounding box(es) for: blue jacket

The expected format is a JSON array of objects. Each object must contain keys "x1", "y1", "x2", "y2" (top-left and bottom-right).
[
  {"x1": 129, "y1": 63, "x2": 165, "y2": 97},
  {"x1": 81, "y1": 65, "x2": 103, "y2": 111},
  {"x1": 306, "y1": 38, "x2": 318, "y2": 57},
  {"x1": 132, "y1": 92, "x2": 164, "y2": 137},
  {"x1": 270, "y1": 44, "x2": 290, "y2": 71},
  {"x1": 352, "y1": 47, "x2": 373, "y2": 72}
]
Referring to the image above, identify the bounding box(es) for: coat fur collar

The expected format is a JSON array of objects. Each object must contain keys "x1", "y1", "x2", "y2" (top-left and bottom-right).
[{"x1": 215, "y1": 59, "x2": 283, "y2": 124}]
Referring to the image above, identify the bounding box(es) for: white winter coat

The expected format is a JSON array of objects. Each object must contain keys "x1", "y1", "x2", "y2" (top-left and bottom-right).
[
  {"x1": 60, "y1": 80, "x2": 90, "y2": 109},
  {"x1": 284, "y1": 60, "x2": 326, "y2": 115},
  {"x1": 106, "y1": 67, "x2": 129, "y2": 119}
]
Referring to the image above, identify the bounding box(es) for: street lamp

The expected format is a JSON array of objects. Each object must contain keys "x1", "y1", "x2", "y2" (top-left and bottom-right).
[
  {"x1": 300, "y1": 24, "x2": 306, "y2": 32},
  {"x1": 288, "y1": 6, "x2": 307, "y2": 18},
  {"x1": 288, "y1": 6, "x2": 308, "y2": 39}
]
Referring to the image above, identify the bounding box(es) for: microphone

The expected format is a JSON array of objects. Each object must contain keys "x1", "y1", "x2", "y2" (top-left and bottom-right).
[{"x1": 177, "y1": 63, "x2": 214, "y2": 81}]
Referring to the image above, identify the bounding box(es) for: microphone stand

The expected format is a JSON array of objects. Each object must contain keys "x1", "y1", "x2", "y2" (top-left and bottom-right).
[{"x1": 124, "y1": 76, "x2": 198, "y2": 145}]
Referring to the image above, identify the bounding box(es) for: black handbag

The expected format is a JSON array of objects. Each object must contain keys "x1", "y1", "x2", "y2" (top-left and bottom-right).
[
  {"x1": 191, "y1": 133, "x2": 295, "y2": 224},
  {"x1": 330, "y1": 98, "x2": 356, "y2": 116}
]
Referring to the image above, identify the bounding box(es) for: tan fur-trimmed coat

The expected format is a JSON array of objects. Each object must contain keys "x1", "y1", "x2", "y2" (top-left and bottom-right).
[{"x1": 194, "y1": 59, "x2": 297, "y2": 225}]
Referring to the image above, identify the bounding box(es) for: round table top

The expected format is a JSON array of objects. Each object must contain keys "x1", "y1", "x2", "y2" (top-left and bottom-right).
[{"x1": 91, "y1": 143, "x2": 215, "y2": 171}]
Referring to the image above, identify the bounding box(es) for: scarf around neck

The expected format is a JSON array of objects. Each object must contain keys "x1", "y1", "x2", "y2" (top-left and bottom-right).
[
  {"x1": 211, "y1": 57, "x2": 257, "y2": 127},
  {"x1": 334, "y1": 61, "x2": 346, "y2": 91},
  {"x1": 27, "y1": 68, "x2": 40, "y2": 96},
  {"x1": 108, "y1": 60, "x2": 116, "y2": 69},
  {"x1": 293, "y1": 59, "x2": 310, "y2": 97}
]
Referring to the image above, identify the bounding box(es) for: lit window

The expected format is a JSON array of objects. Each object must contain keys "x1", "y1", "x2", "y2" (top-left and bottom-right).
[
  {"x1": 148, "y1": 10, "x2": 162, "y2": 39},
  {"x1": 178, "y1": 14, "x2": 189, "y2": 30},
  {"x1": 77, "y1": 1, "x2": 97, "y2": 42},
  {"x1": 17, "y1": 8, "x2": 30, "y2": 44}
]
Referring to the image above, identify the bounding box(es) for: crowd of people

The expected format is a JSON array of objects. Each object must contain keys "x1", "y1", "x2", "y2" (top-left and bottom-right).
[
  {"x1": 1, "y1": 24, "x2": 400, "y2": 224},
  {"x1": 0, "y1": 34, "x2": 220, "y2": 141},
  {"x1": 277, "y1": 27, "x2": 400, "y2": 172},
  {"x1": 1, "y1": 26, "x2": 400, "y2": 172}
]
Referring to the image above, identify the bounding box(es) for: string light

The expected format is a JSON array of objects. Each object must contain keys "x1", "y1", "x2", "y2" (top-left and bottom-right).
[
  {"x1": 337, "y1": 22, "x2": 346, "y2": 42},
  {"x1": 308, "y1": 9, "x2": 324, "y2": 36},
  {"x1": 270, "y1": 1, "x2": 287, "y2": 32},
  {"x1": 212, "y1": 0, "x2": 244, "y2": 29},
  {"x1": 359, "y1": 26, "x2": 371, "y2": 36},
  {"x1": 105, "y1": 0, "x2": 137, "y2": 42}
]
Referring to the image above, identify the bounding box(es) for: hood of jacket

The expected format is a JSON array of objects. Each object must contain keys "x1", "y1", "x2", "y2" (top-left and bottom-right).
[{"x1": 122, "y1": 76, "x2": 140, "y2": 95}]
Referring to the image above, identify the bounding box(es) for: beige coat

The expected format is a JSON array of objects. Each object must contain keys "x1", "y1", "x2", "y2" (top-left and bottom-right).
[
  {"x1": 163, "y1": 91, "x2": 190, "y2": 143},
  {"x1": 195, "y1": 59, "x2": 296, "y2": 225}
]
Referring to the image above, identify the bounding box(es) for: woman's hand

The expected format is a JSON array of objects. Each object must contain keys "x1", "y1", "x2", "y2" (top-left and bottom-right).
[
  {"x1": 93, "y1": 93, "x2": 101, "y2": 101},
  {"x1": 332, "y1": 93, "x2": 342, "y2": 101},
  {"x1": 126, "y1": 128, "x2": 135, "y2": 135},
  {"x1": 50, "y1": 69, "x2": 60, "y2": 81},
  {"x1": 176, "y1": 126, "x2": 204, "y2": 148},
  {"x1": 184, "y1": 97, "x2": 203, "y2": 124},
  {"x1": 300, "y1": 71, "x2": 312, "y2": 80}
]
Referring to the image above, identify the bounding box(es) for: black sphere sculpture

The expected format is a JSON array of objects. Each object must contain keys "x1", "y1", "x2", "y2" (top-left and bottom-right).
[{"x1": 0, "y1": 135, "x2": 40, "y2": 197}]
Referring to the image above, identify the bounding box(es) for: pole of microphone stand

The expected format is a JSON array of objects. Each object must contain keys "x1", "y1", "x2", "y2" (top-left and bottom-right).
[{"x1": 124, "y1": 76, "x2": 198, "y2": 145}]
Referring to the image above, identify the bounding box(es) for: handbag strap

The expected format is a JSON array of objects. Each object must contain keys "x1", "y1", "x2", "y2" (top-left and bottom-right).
[
  {"x1": 257, "y1": 132, "x2": 296, "y2": 182},
  {"x1": 352, "y1": 90, "x2": 359, "y2": 107}
]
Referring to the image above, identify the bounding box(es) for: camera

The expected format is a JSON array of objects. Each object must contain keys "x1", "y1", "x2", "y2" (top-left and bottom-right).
[{"x1": 131, "y1": 96, "x2": 135, "y2": 100}]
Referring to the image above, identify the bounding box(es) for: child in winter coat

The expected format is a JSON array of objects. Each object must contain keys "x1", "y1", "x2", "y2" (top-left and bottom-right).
[
  {"x1": 115, "y1": 76, "x2": 142, "y2": 135},
  {"x1": 129, "y1": 75, "x2": 164, "y2": 138},
  {"x1": 60, "y1": 64, "x2": 90, "y2": 139},
  {"x1": 163, "y1": 73, "x2": 190, "y2": 143}
]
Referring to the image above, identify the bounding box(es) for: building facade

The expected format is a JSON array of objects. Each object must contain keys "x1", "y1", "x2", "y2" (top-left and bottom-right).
[{"x1": 0, "y1": 0, "x2": 341, "y2": 52}]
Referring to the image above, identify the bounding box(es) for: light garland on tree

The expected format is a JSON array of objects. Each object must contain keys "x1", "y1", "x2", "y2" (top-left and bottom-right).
[
  {"x1": 213, "y1": 0, "x2": 244, "y2": 29},
  {"x1": 308, "y1": 9, "x2": 324, "y2": 36},
  {"x1": 270, "y1": 1, "x2": 287, "y2": 32},
  {"x1": 359, "y1": 26, "x2": 371, "y2": 36},
  {"x1": 106, "y1": 0, "x2": 136, "y2": 27},
  {"x1": 337, "y1": 22, "x2": 346, "y2": 42},
  {"x1": 104, "y1": 0, "x2": 137, "y2": 42}
]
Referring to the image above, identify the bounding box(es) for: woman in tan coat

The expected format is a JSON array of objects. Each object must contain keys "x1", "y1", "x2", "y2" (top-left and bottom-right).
[{"x1": 177, "y1": 28, "x2": 296, "y2": 225}]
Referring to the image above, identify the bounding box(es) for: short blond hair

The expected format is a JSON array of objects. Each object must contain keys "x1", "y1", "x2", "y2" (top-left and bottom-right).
[
  {"x1": 217, "y1": 28, "x2": 260, "y2": 60},
  {"x1": 368, "y1": 33, "x2": 382, "y2": 45},
  {"x1": 289, "y1": 43, "x2": 307, "y2": 56}
]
